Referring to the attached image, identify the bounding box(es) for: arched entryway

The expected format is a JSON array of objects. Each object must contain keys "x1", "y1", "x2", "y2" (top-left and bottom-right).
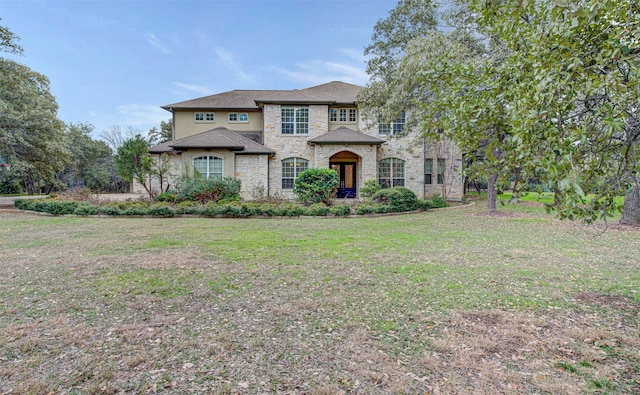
[{"x1": 330, "y1": 151, "x2": 360, "y2": 198}]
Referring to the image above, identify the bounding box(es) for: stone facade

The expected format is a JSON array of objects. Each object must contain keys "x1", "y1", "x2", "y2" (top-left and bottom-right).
[{"x1": 141, "y1": 81, "x2": 465, "y2": 201}]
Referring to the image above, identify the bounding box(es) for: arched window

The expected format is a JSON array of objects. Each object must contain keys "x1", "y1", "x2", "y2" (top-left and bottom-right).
[
  {"x1": 281, "y1": 158, "x2": 308, "y2": 189},
  {"x1": 193, "y1": 156, "x2": 223, "y2": 179},
  {"x1": 378, "y1": 158, "x2": 405, "y2": 188}
]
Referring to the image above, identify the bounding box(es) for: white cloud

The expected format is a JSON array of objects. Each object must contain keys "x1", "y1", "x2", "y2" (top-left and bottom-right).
[
  {"x1": 338, "y1": 48, "x2": 368, "y2": 63},
  {"x1": 173, "y1": 82, "x2": 215, "y2": 96},
  {"x1": 268, "y1": 59, "x2": 369, "y2": 86},
  {"x1": 215, "y1": 48, "x2": 253, "y2": 83},
  {"x1": 116, "y1": 104, "x2": 170, "y2": 130},
  {"x1": 146, "y1": 33, "x2": 171, "y2": 54}
]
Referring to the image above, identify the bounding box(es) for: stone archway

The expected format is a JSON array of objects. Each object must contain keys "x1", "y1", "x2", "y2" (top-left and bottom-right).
[{"x1": 330, "y1": 151, "x2": 360, "y2": 198}]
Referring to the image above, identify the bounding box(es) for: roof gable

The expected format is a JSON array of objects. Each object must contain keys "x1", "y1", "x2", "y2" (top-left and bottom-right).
[
  {"x1": 149, "y1": 128, "x2": 275, "y2": 154},
  {"x1": 162, "y1": 81, "x2": 364, "y2": 110},
  {"x1": 307, "y1": 127, "x2": 384, "y2": 145}
]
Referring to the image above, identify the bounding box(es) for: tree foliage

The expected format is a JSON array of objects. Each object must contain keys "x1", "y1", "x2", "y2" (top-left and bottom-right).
[
  {"x1": 148, "y1": 119, "x2": 173, "y2": 145},
  {"x1": 362, "y1": 0, "x2": 640, "y2": 222},
  {"x1": 358, "y1": 0, "x2": 438, "y2": 127},
  {"x1": 115, "y1": 135, "x2": 172, "y2": 199},
  {"x1": 0, "y1": 23, "x2": 67, "y2": 194},
  {"x1": 469, "y1": 0, "x2": 640, "y2": 223},
  {"x1": 60, "y1": 123, "x2": 117, "y2": 190}
]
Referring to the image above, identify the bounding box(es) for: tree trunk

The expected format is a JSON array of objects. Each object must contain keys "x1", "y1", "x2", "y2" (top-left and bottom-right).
[
  {"x1": 487, "y1": 173, "x2": 498, "y2": 213},
  {"x1": 511, "y1": 168, "x2": 521, "y2": 200},
  {"x1": 25, "y1": 171, "x2": 34, "y2": 195},
  {"x1": 620, "y1": 185, "x2": 640, "y2": 226}
]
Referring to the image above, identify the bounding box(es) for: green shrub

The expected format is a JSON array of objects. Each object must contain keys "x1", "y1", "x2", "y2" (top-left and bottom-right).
[
  {"x1": 360, "y1": 179, "x2": 381, "y2": 201},
  {"x1": 354, "y1": 204, "x2": 392, "y2": 215},
  {"x1": 156, "y1": 192, "x2": 177, "y2": 203},
  {"x1": 372, "y1": 187, "x2": 419, "y2": 212},
  {"x1": 293, "y1": 168, "x2": 338, "y2": 205},
  {"x1": 417, "y1": 199, "x2": 433, "y2": 210},
  {"x1": 148, "y1": 203, "x2": 175, "y2": 217},
  {"x1": 175, "y1": 201, "x2": 202, "y2": 215},
  {"x1": 275, "y1": 203, "x2": 305, "y2": 217},
  {"x1": 73, "y1": 204, "x2": 100, "y2": 216},
  {"x1": 98, "y1": 205, "x2": 123, "y2": 216},
  {"x1": 14, "y1": 199, "x2": 36, "y2": 210},
  {"x1": 330, "y1": 204, "x2": 351, "y2": 216},
  {"x1": 429, "y1": 193, "x2": 448, "y2": 208},
  {"x1": 124, "y1": 206, "x2": 149, "y2": 216},
  {"x1": 24, "y1": 200, "x2": 81, "y2": 215},
  {"x1": 177, "y1": 177, "x2": 241, "y2": 204},
  {"x1": 307, "y1": 203, "x2": 331, "y2": 216}
]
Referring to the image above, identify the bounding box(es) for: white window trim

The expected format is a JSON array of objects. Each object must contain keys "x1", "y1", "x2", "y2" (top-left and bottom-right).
[
  {"x1": 193, "y1": 155, "x2": 223, "y2": 179},
  {"x1": 228, "y1": 112, "x2": 249, "y2": 123},
  {"x1": 281, "y1": 157, "x2": 309, "y2": 189},
  {"x1": 378, "y1": 112, "x2": 405, "y2": 135},
  {"x1": 378, "y1": 158, "x2": 405, "y2": 188},
  {"x1": 329, "y1": 107, "x2": 357, "y2": 124},
  {"x1": 195, "y1": 112, "x2": 215, "y2": 123},
  {"x1": 281, "y1": 106, "x2": 309, "y2": 135}
]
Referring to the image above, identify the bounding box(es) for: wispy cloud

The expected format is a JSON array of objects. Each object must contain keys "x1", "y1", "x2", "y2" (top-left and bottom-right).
[
  {"x1": 116, "y1": 104, "x2": 170, "y2": 129},
  {"x1": 173, "y1": 82, "x2": 215, "y2": 96},
  {"x1": 215, "y1": 48, "x2": 253, "y2": 83},
  {"x1": 268, "y1": 59, "x2": 369, "y2": 86},
  {"x1": 338, "y1": 48, "x2": 368, "y2": 63},
  {"x1": 146, "y1": 33, "x2": 171, "y2": 54}
]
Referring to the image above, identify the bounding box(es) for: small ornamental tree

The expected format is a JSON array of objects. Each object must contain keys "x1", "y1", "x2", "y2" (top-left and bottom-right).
[{"x1": 293, "y1": 168, "x2": 339, "y2": 205}]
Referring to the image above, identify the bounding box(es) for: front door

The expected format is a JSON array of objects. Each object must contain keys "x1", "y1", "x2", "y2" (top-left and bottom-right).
[{"x1": 331, "y1": 162, "x2": 356, "y2": 198}]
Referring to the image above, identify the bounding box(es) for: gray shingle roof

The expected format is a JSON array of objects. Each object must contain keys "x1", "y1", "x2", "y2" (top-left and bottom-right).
[
  {"x1": 307, "y1": 127, "x2": 384, "y2": 145},
  {"x1": 149, "y1": 128, "x2": 275, "y2": 154},
  {"x1": 162, "y1": 90, "x2": 287, "y2": 110},
  {"x1": 162, "y1": 81, "x2": 363, "y2": 110}
]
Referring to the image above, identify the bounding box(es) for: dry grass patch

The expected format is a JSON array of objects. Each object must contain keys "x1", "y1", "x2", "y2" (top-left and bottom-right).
[{"x1": 1, "y1": 206, "x2": 639, "y2": 394}]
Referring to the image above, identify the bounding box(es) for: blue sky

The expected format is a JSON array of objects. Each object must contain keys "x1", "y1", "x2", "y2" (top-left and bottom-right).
[{"x1": 0, "y1": 0, "x2": 398, "y2": 137}]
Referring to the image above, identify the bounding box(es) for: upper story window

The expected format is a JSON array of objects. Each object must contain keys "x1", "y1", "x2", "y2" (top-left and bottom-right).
[
  {"x1": 378, "y1": 112, "x2": 405, "y2": 135},
  {"x1": 281, "y1": 106, "x2": 309, "y2": 135},
  {"x1": 330, "y1": 108, "x2": 357, "y2": 123},
  {"x1": 193, "y1": 155, "x2": 223, "y2": 179},
  {"x1": 228, "y1": 112, "x2": 249, "y2": 123},
  {"x1": 195, "y1": 112, "x2": 215, "y2": 122}
]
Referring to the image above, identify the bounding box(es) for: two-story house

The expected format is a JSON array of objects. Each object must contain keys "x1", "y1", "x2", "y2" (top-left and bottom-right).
[{"x1": 142, "y1": 81, "x2": 464, "y2": 201}]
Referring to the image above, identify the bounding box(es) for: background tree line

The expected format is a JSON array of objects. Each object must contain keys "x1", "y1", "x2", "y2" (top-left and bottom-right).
[{"x1": 0, "y1": 18, "x2": 172, "y2": 195}]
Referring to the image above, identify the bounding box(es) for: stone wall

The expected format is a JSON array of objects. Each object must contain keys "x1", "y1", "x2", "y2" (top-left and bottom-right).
[
  {"x1": 235, "y1": 154, "x2": 269, "y2": 200},
  {"x1": 264, "y1": 104, "x2": 328, "y2": 199}
]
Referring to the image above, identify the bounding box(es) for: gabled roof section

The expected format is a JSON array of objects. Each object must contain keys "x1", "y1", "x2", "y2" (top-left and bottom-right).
[
  {"x1": 161, "y1": 81, "x2": 364, "y2": 110},
  {"x1": 161, "y1": 89, "x2": 287, "y2": 110},
  {"x1": 149, "y1": 128, "x2": 275, "y2": 155},
  {"x1": 307, "y1": 127, "x2": 384, "y2": 145},
  {"x1": 255, "y1": 81, "x2": 363, "y2": 105},
  {"x1": 300, "y1": 81, "x2": 362, "y2": 104}
]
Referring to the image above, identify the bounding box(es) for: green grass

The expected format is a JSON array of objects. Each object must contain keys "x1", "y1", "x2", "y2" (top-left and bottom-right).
[{"x1": 1, "y1": 202, "x2": 638, "y2": 394}]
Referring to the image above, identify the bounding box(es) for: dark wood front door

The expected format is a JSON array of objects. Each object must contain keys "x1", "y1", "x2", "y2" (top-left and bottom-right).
[{"x1": 331, "y1": 162, "x2": 356, "y2": 198}]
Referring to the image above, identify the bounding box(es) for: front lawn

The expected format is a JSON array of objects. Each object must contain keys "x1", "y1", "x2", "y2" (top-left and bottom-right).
[{"x1": 0, "y1": 204, "x2": 638, "y2": 393}]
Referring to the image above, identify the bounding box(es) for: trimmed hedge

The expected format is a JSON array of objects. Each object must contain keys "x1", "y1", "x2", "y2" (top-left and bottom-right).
[
  {"x1": 14, "y1": 192, "x2": 448, "y2": 218},
  {"x1": 372, "y1": 187, "x2": 419, "y2": 212}
]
